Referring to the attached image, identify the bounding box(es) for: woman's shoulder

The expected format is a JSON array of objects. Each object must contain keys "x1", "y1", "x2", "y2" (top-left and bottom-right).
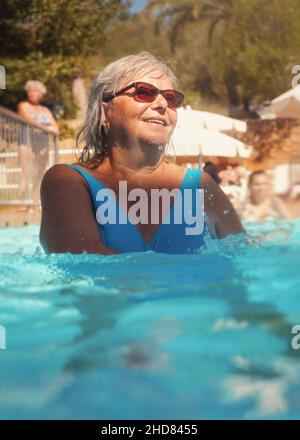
[
  {"x1": 163, "y1": 162, "x2": 183, "y2": 173},
  {"x1": 41, "y1": 104, "x2": 54, "y2": 114},
  {"x1": 41, "y1": 163, "x2": 87, "y2": 188},
  {"x1": 40, "y1": 164, "x2": 91, "y2": 208},
  {"x1": 17, "y1": 101, "x2": 28, "y2": 111}
]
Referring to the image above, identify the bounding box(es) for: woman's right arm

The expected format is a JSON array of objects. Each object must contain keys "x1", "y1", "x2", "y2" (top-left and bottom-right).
[
  {"x1": 39, "y1": 164, "x2": 119, "y2": 254},
  {"x1": 202, "y1": 171, "x2": 246, "y2": 238}
]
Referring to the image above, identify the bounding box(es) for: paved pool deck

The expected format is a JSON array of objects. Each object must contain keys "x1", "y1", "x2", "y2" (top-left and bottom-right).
[{"x1": 0, "y1": 206, "x2": 41, "y2": 228}]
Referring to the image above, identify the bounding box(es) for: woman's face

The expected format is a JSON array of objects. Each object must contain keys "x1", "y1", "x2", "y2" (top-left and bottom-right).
[
  {"x1": 103, "y1": 73, "x2": 178, "y2": 148},
  {"x1": 249, "y1": 174, "x2": 271, "y2": 200},
  {"x1": 26, "y1": 86, "x2": 44, "y2": 105}
]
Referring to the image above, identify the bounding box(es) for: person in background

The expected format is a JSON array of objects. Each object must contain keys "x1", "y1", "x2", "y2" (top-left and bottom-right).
[
  {"x1": 239, "y1": 170, "x2": 292, "y2": 222},
  {"x1": 17, "y1": 81, "x2": 59, "y2": 206},
  {"x1": 218, "y1": 165, "x2": 245, "y2": 210},
  {"x1": 203, "y1": 161, "x2": 221, "y2": 184},
  {"x1": 17, "y1": 80, "x2": 59, "y2": 135}
]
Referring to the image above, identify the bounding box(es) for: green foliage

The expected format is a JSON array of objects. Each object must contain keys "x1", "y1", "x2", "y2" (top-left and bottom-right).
[
  {"x1": 148, "y1": 0, "x2": 300, "y2": 108},
  {"x1": 102, "y1": 11, "x2": 171, "y2": 61},
  {"x1": 0, "y1": 52, "x2": 97, "y2": 115},
  {"x1": 208, "y1": 0, "x2": 300, "y2": 102},
  {"x1": 0, "y1": 0, "x2": 130, "y2": 57},
  {"x1": 2, "y1": 0, "x2": 300, "y2": 118},
  {"x1": 0, "y1": 0, "x2": 130, "y2": 115},
  {"x1": 184, "y1": 90, "x2": 227, "y2": 114},
  {"x1": 57, "y1": 119, "x2": 78, "y2": 140}
]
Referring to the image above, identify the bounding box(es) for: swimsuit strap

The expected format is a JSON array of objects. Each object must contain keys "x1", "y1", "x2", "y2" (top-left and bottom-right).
[
  {"x1": 182, "y1": 168, "x2": 201, "y2": 190},
  {"x1": 67, "y1": 164, "x2": 201, "y2": 194},
  {"x1": 67, "y1": 164, "x2": 107, "y2": 199}
]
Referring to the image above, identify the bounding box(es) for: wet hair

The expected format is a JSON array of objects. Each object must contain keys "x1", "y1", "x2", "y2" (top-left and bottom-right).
[
  {"x1": 203, "y1": 161, "x2": 221, "y2": 184},
  {"x1": 248, "y1": 170, "x2": 267, "y2": 186},
  {"x1": 76, "y1": 51, "x2": 180, "y2": 168},
  {"x1": 24, "y1": 80, "x2": 47, "y2": 95}
]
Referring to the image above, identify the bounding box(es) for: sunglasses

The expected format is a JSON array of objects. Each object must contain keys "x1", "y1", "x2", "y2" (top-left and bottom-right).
[{"x1": 106, "y1": 82, "x2": 184, "y2": 109}]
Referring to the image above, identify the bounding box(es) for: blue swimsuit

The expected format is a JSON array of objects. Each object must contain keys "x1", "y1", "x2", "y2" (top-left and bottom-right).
[{"x1": 67, "y1": 164, "x2": 208, "y2": 254}]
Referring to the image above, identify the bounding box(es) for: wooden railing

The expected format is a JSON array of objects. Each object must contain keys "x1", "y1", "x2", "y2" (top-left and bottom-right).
[{"x1": 0, "y1": 105, "x2": 58, "y2": 205}]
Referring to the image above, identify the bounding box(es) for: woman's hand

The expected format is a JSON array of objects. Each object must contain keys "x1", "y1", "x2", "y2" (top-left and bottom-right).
[{"x1": 47, "y1": 126, "x2": 59, "y2": 136}]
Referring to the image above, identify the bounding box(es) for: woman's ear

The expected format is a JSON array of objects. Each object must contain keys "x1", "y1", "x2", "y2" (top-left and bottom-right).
[
  {"x1": 101, "y1": 101, "x2": 111, "y2": 119},
  {"x1": 100, "y1": 102, "x2": 110, "y2": 136},
  {"x1": 100, "y1": 102, "x2": 108, "y2": 123}
]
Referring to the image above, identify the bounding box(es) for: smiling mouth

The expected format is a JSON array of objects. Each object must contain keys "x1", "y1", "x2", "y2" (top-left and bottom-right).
[{"x1": 144, "y1": 119, "x2": 168, "y2": 126}]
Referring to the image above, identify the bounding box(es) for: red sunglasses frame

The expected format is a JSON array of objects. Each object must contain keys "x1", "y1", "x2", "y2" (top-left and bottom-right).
[{"x1": 105, "y1": 82, "x2": 184, "y2": 109}]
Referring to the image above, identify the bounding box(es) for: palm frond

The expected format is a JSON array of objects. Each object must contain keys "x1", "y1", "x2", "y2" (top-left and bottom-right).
[{"x1": 170, "y1": 9, "x2": 194, "y2": 53}]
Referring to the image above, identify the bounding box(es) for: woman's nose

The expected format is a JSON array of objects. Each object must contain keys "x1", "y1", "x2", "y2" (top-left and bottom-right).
[{"x1": 152, "y1": 93, "x2": 168, "y2": 110}]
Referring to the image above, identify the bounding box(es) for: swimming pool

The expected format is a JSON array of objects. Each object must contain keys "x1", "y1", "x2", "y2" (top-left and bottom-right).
[{"x1": 0, "y1": 220, "x2": 299, "y2": 419}]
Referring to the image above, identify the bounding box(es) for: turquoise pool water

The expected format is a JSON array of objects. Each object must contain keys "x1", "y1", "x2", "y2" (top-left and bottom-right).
[{"x1": 0, "y1": 220, "x2": 299, "y2": 419}]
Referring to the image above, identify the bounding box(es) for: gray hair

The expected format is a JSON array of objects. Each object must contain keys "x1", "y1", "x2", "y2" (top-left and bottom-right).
[
  {"x1": 76, "y1": 51, "x2": 180, "y2": 167},
  {"x1": 24, "y1": 80, "x2": 47, "y2": 95}
]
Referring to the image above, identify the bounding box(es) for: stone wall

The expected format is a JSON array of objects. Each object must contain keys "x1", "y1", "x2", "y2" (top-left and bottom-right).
[{"x1": 226, "y1": 118, "x2": 300, "y2": 169}]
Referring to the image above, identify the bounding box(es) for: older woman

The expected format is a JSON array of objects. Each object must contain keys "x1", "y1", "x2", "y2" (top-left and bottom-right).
[
  {"x1": 18, "y1": 80, "x2": 59, "y2": 135},
  {"x1": 40, "y1": 52, "x2": 244, "y2": 254},
  {"x1": 17, "y1": 80, "x2": 59, "y2": 205}
]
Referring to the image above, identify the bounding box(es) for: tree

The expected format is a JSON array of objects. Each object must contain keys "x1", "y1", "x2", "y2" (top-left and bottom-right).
[
  {"x1": 0, "y1": 0, "x2": 130, "y2": 57},
  {"x1": 0, "y1": 0, "x2": 130, "y2": 114},
  {"x1": 149, "y1": 0, "x2": 232, "y2": 51},
  {"x1": 148, "y1": 0, "x2": 300, "y2": 116},
  {"x1": 102, "y1": 9, "x2": 171, "y2": 61}
]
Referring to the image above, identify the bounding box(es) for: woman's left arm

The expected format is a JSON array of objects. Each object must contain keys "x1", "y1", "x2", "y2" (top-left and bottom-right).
[{"x1": 201, "y1": 171, "x2": 246, "y2": 238}]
